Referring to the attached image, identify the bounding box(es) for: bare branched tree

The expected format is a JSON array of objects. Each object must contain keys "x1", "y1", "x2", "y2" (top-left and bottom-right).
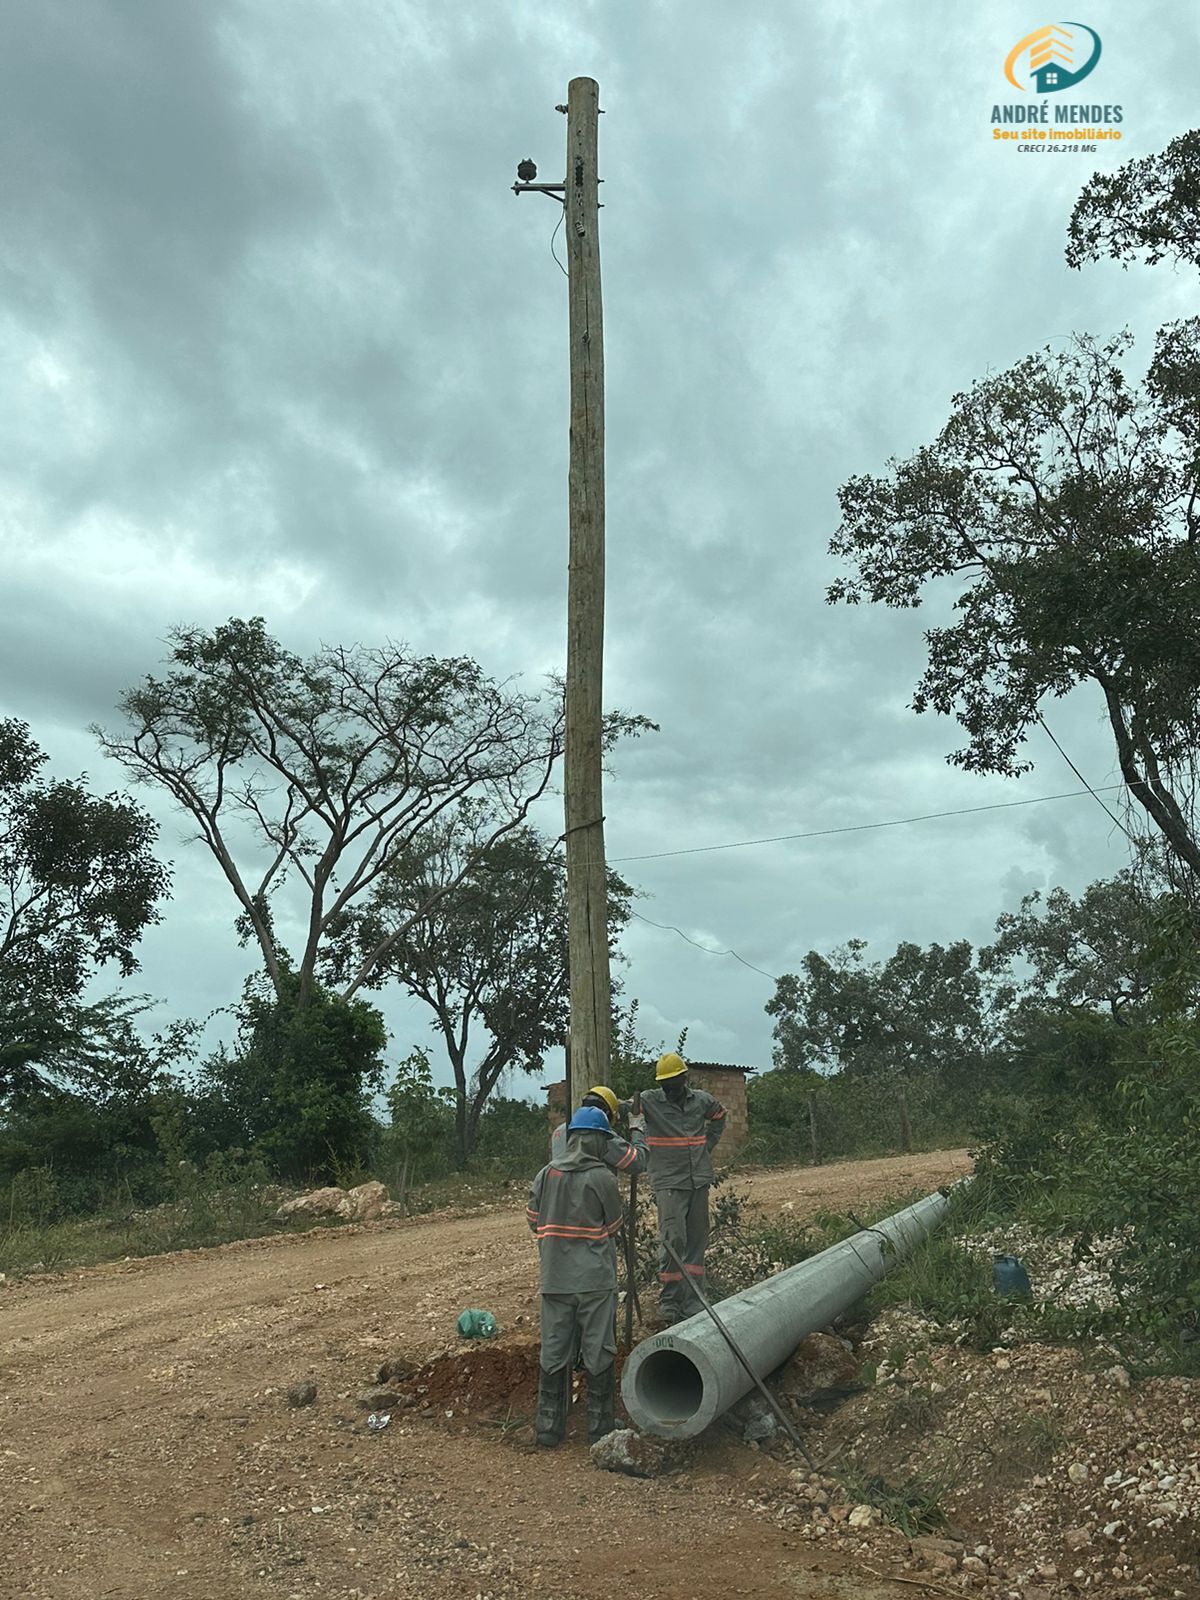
[{"x1": 95, "y1": 618, "x2": 567, "y2": 1009}]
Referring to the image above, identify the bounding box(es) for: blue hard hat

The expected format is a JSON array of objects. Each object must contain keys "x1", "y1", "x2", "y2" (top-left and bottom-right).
[{"x1": 567, "y1": 1106, "x2": 612, "y2": 1135}]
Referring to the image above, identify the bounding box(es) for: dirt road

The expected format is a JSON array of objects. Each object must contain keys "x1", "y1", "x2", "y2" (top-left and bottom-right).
[{"x1": 1, "y1": 1150, "x2": 970, "y2": 1600}]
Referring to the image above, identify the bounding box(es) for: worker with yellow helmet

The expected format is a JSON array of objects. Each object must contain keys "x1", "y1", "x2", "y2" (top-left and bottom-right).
[
  {"x1": 630, "y1": 1052, "x2": 725, "y2": 1326},
  {"x1": 550, "y1": 1083, "x2": 647, "y2": 1176}
]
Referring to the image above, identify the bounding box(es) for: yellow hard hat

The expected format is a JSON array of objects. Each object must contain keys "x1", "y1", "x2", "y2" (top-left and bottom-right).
[
  {"x1": 586, "y1": 1085, "x2": 619, "y2": 1121},
  {"x1": 655, "y1": 1052, "x2": 688, "y2": 1082}
]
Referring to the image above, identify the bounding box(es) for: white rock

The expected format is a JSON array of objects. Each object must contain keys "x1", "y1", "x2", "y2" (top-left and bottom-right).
[
  {"x1": 276, "y1": 1186, "x2": 347, "y2": 1220},
  {"x1": 847, "y1": 1504, "x2": 881, "y2": 1529},
  {"x1": 1068, "y1": 1462, "x2": 1089, "y2": 1483},
  {"x1": 335, "y1": 1181, "x2": 390, "y2": 1222}
]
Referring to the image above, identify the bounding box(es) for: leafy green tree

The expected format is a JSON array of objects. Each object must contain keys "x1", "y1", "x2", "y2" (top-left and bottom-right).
[
  {"x1": 1067, "y1": 129, "x2": 1200, "y2": 272},
  {"x1": 0, "y1": 719, "x2": 170, "y2": 1098},
  {"x1": 383, "y1": 1046, "x2": 454, "y2": 1185},
  {"x1": 335, "y1": 821, "x2": 633, "y2": 1165},
  {"x1": 766, "y1": 938, "x2": 991, "y2": 1078},
  {"x1": 603, "y1": 998, "x2": 661, "y2": 1102},
  {"x1": 832, "y1": 130, "x2": 1200, "y2": 891},
  {"x1": 0, "y1": 997, "x2": 199, "y2": 1212},
  {"x1": 196, "y1": 974, "x2": 386, "y2": 1181},
  {"x1": 472, "y1": 1096, "x2": 552, "y2": 1172},
  {"x1": 980, "y1": 871, "x2": 1162, "y2": 1024},
  {"x1": 829, "y1": 330, "x2": 1200, "y2": 883}
]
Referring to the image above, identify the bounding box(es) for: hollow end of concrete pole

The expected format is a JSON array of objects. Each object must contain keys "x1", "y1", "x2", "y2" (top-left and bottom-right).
[{"x1": 621, "y1": 1337, "x2": 723, "y2": 1439}]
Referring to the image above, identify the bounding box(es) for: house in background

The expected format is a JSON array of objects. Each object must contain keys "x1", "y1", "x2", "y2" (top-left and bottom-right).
[{"x1": 545, "y1": 1061, "x2": 755, "y2": 1160}]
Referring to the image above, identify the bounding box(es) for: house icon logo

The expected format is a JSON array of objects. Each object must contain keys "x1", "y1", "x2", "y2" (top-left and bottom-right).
[{"x1": 1004, "y1": 22, "x2": 1102, "y2": 93}]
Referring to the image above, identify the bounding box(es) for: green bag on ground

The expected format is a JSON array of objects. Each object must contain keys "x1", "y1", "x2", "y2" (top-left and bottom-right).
[{"x1": 456, "y1": 1308, "x2": 497, "y2": 1339}]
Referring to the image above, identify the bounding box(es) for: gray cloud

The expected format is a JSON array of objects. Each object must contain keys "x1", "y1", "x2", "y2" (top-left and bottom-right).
[{"x1": 0, "y1": 0, "x2": 1187, "y2": 1082}]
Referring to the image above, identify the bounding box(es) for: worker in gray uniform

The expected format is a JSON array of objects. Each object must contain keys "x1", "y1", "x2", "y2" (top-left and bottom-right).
[
  {"x1": 527, "y1": 1106, "x2": 624, "y2": 1448},
  {"x1": 632, "y1": 1052, "x2": 725, "y2": 1326},
  {"x1": 549, "y1": 1082, "x2": 647, "y2": 1177}
]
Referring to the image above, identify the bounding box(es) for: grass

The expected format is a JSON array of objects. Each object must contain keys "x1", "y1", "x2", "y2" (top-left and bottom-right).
[
  {"x1": 0, "y1": 1159, "x2": 547, "y2": 1279},
  {"x1": 0, "y1": 1181, "x2": 296, "y2": 1276},
  {"x1": 991, "y1": 1411, "x2": 1064, "y2": 1476},
  {"x1": 880, "y1": 1383, "x2": 940, "y2": 1436},
  {"x1": 835, "y1": 1460, "x2": 957, "y2": 1536}
]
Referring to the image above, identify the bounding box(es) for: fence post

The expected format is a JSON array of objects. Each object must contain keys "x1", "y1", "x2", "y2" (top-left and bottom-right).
[
  {"x1": 897, "y1": 1086, "x2": 913, "y2": 1153},
  {"x1": 808, "y1": 1094, "x2": 821, "y2": 1166}
]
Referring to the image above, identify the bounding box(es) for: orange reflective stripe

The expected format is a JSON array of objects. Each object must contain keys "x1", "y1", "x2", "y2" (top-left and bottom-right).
[
  {"x1": 536, "y1": 1224, "x2": 613, "y2": 1240},
  {"x1": 615, "y1": 1146, "x2": 635, "y2": 1169},
  {"x1": 534, "y1": 1228, "x2": 611, "y2": 1241},
  {"x1": 683, "y1": 1264, "x2": 706, "y2": 1276},
  {"x1": 645, "y1": 1136, "x2": 706, "y2": 1147},
  {"x1": 707, "y1": 1106, "x2": 726, "y2": 1120},
  {"x1": 658, "y1": 1270, "x2": 683, "y2": 1282}
]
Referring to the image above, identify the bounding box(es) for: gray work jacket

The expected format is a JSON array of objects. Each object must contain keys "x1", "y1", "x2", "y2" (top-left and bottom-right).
[
  {"x1": 640, "y1": 1084, "x2": 726, "y2": 1191},
  {"x1": 550, "y1": 1120, "x2": 647, "y2": 1176},
  {"x1": 527, "y1": 1143, "x2": 623, "y2": 1294}
]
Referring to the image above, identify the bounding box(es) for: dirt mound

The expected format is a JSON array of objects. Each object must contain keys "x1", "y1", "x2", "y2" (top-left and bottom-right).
[
  {"x1": 406, "y1": 1339, "x2": 542, "y2": 1419},
  {"x1": 396, "y1": 1338, "x2": 638, "y2": 1435}
]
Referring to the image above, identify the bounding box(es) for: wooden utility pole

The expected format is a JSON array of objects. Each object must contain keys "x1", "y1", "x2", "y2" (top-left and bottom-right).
[
  {"x1": 563, "y1": 77, "x2": 610, "y2": 1113},
  {"x1": 513, "y1": 78, "x2": 610, "y2": 1114}
]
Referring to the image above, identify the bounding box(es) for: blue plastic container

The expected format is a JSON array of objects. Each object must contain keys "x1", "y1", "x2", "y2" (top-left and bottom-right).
[{"x1": 992, "y1": 1254, "x2": 1032, "y2": 1297}]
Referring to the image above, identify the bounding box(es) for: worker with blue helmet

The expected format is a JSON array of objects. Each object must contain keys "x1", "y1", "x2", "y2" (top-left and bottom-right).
[{"x1": 526, "y1": 1105, "x2": 624, "y2": 1447}]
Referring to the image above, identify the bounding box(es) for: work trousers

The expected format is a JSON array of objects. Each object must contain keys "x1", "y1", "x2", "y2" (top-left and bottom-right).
[
  {"x1": 539, "y1": 1289, "x2": 617, "y2": 1375},
  {"x1": 655, "y1": 1184, "x2": 710, "y2": 1319}
]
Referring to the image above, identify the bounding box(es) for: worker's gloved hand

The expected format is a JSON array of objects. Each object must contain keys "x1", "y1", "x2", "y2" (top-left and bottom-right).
[{"x1": 627, "y1": 1110, "x2": 646, "y2": 1131}]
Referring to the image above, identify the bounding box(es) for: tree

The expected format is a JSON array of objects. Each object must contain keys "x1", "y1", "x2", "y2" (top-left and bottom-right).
[
  {"x1": 382, "y1": 1046, "x2": 454, "y2": 1189},
  {"x1": 1067, "y1": 129, "x2": 1200, "y2": 272},
  {"x1": 94, "y1": 618, "x2": 569, "y2": 1011},
  {"x1": 829, "y1": 330, "x2": 1200, "y2": 886},
  {"x1": 979, "y1": 871, "x2": 1161, "y2": 1024},
  {"x1": 832, "y1": 127, "x2": 1200, "y2": 892},
  {"x1": 196, "y1": 973, "x2": 386, "y2": 1181},
  {"x1": 0, "y1": 996, "x2": 199, "y2": 1212},
  {"x1": 0, "y1": 719, "x2": 169, "y2": 1098},
  {"x1": 333, "y1": 820, "x2": 633, "y2": 1165},
  {"x1": 766, "y1": 938, "x2": 991, "y2": 1077}
]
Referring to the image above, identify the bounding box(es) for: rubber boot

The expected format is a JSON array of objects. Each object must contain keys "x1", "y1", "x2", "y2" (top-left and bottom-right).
[
  {"x1": 535, "y1": 1365, "x2": 569, "y2": 1448},
  {"x1": 586, "y1": 1364, "x2": 616, "y2": 1446}
]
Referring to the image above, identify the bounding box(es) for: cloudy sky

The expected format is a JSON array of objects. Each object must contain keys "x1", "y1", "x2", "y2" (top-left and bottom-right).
[{"x1": 2, "y1": 1, "x2": 1196, "y2": 1091}]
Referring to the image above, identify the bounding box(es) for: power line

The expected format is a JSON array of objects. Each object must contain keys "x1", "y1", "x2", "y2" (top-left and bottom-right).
[
  {"x1": 605, "y1": 782, "x2": 1128, "y2": 864},
  {"x1": 624, "y1": 778, "x2": 1133, "y2": 987},
  {"x1": 549, "y1": 206, "x2": 567, "y2": 277},
  {"x1": 629, "y1": 909, "x2": 780, "y2": 983},
  {"x1": 1035, "y1": 716, "x2": 1139, "y2": 844}
]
